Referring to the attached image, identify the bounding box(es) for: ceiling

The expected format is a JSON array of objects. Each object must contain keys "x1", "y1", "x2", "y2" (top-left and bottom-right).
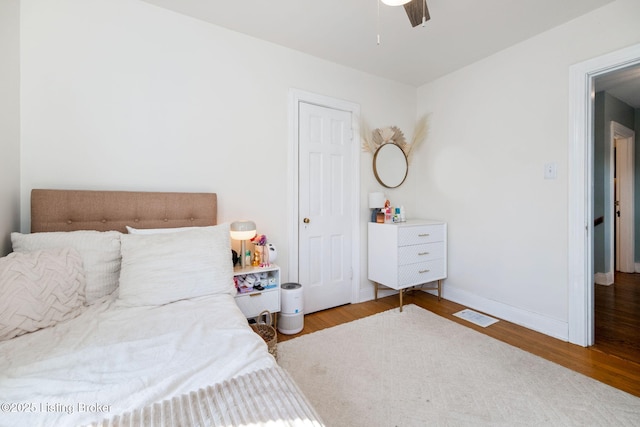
[
  {"x1": 141, "y1": 0, "x2": 614, "y2": 87},
  {"x1": 595, "y1": 64, "x2": 640, "y2": 108}
]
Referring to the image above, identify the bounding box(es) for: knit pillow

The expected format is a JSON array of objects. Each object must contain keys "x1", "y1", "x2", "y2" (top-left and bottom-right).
[
  {"x1": 0, "y1": 248, "x2": 86, "y2": 341},
  {"x1": 11, "y1": 230, "x2": 121, "y2": 303}
]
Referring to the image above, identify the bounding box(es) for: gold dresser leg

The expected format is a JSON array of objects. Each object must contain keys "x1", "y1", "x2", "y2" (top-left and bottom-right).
[{"x1": 399, "y1": 289, "x2": 403, "y2": 312}]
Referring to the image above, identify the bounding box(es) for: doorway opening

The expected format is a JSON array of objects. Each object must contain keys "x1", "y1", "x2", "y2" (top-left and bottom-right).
[
  {"x1": 593, "y1": 117, "x2": 638, "y2": 363},
  {"x1": 568, "y1": 42, "x2": 640, "y2": 347}
]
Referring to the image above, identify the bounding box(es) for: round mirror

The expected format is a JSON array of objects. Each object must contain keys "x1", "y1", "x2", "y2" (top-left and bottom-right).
[{"x1": 373, "y1": 143, "x2": 408, "y2": 188}]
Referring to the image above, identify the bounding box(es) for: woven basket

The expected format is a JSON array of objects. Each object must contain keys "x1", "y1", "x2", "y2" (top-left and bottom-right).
[{"x1": 251, "y1": 310, "x2": 277, "y2": 360}]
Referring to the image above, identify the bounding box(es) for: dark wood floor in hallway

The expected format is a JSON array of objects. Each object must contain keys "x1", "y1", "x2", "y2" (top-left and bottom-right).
[
  {"x1": 279, "y1": 287, "x2": 640, "y2": 398},
  {"x1": 594, "y1": 272, "x2": 640, "y2": 365}
]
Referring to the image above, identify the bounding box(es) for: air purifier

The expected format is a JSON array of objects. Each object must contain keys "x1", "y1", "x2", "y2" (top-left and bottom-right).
[{"x1": 278, "y1": 282, "x2": 303, "y2": 334}]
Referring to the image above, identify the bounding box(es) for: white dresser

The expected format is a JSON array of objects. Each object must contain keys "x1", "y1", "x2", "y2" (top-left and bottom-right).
[{"x1": 368, "y1": 219, "x2": 447, "y2": 311}]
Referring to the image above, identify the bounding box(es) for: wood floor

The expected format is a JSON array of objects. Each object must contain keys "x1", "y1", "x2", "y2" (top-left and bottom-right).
[
  {"x1": 278, "y1": 284, "x2": 640, "y2": 398},
  {"x1": 594, "y1": 272, "x2": 640, "y2": 365}
]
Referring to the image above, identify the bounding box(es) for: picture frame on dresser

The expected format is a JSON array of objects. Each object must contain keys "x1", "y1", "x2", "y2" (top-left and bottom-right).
[{"x1": 368, "y1": 219, "x2": 447, "y2": 311}]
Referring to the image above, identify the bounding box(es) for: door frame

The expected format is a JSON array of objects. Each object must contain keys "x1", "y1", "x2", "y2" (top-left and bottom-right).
[
  {"x1": 610, "y1": 121, "x2": 635, "y2": 274},
  {"x1": 568, "y1": 42, "x2": 640, "y2": 347},
  {"x1": 287, "y1": 89, "x2": 361, "y2": 304}
]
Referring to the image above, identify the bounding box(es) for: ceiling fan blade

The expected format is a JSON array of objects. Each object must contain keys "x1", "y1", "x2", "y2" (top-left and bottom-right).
[{"x1": 403, "y1": 0, "x2": 430, "y2": 28}]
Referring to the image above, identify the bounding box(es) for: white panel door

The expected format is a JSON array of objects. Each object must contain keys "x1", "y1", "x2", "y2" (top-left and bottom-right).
[
  {"x1": 298, "y1": 102, "x2": 353, "y2": 313},
  {"x1": 615, "y1": 135, "x2": 635, "y2": 273}
]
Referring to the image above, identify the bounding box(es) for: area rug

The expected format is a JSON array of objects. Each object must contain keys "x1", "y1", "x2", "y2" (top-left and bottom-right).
[{"x1": 277, "y1": 304, "x2": 640, "y2": 426}]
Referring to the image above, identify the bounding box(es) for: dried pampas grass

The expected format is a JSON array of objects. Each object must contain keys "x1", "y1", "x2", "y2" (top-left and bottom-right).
[
  {"x1": 361, "y1": 120, "x2": 375, "y2": 154},
  {"x1": 361, "y1": 115, "x2": 430, "y2": 163},
  {"x1": 405, "y1": 115, "x2": 429, "y2": 161}
]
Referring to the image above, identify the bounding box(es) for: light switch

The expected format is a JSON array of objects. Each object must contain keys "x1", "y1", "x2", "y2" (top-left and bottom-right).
[{"x1": 544, "y1": 162, "x2": 557, "y2": 180}]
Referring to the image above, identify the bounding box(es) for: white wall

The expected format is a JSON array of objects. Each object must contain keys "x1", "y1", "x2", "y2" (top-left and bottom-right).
[
  {"x1": 414, "y1": 0, "x2": 640, "y2": 339},
  {"x1": 0, "y1": 0, "x2": 21, "y2": 256},
  {"x1": 20, "y1": 0, "x2": 416, "y2": 288},
  {"x1": 22, "y1": 0, "x2": 640, "y2": 341}
]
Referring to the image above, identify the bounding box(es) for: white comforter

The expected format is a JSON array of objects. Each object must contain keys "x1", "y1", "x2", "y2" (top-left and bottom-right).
[{"x1": 0, "y1": 293, "x2": 276, "y2": 427}]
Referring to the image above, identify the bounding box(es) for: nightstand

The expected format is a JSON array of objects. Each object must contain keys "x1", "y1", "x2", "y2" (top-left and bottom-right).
[{"x1": 233, "y1": 264, "x2": 281, "y2": 321}]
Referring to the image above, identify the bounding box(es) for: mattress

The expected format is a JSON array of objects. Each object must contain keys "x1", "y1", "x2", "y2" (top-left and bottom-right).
[{"x1": 0, "y1": 293, "x2": 276, "y2": 427}]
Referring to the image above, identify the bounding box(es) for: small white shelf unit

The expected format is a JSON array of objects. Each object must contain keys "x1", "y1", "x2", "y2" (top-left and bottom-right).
[{"x1": 233, "y1": 264, "x2": 281, "y2": 320}]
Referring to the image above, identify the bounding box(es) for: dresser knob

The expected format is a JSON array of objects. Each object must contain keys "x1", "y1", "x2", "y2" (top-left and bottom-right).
[{"x1": 303, "y1": 218, "x2": 310, "y2": 224}]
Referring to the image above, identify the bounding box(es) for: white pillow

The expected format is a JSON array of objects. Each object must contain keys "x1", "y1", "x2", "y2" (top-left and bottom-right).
[
  {"x1": 126, "y1": 225, "x2": 201, "y2": 234},
  {"x1": 0, "y1": 248, "x2": 86, "y2": 341},
  {"x1": 118, "y1": 223, "x2": 234, "y2": 306},
  {"x1": 11, "y1": 230, "x2": 122, "y2": 303}
]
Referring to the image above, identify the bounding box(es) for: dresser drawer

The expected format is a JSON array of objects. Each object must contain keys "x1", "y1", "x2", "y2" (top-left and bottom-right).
[
  {"x1": 234, "y1": 289, "x2": 280, "y2": 318},
  {"x1": 398, "y1": 225, "x2": 445, "y2": 246},
  {"x1": 398, "y1": 259, "x2": 445, "y2": 288},
  {"x1": 398, "y1": 242, "x2": 445, "y2": 265}
]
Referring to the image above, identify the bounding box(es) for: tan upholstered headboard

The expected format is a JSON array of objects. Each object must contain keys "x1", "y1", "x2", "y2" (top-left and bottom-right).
[{"x1": 31, "y1": 189, "x2": 217, "y2": 233}]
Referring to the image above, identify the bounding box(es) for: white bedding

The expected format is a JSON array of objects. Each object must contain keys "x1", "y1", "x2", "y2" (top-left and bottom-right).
[{"x1": 0, "y1": 293, "x2": 276, "y2": 427}]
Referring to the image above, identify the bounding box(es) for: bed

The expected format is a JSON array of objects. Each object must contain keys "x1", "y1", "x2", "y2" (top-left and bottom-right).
[{"x1": 0, "y1": 189, "x2": 322, "y2": 427}]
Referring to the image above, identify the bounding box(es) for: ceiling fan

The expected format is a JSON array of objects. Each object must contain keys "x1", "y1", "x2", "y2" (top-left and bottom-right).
[{"x1": 381, "y1": 0, "x2": 431, "y2": 28}]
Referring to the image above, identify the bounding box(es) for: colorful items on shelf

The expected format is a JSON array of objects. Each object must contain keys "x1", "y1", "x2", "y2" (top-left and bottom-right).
[
  {"x1": 234, "y1": 272, "x2": 277, "y2": 294},
  {"x1": 250, "y1": 233, "x2": 270, "y2": 267},
  {"x1": 375, "y1": 199, "x2": 406, "y2": 223}
]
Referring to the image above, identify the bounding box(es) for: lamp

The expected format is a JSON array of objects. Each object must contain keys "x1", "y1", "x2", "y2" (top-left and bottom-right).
[
  {"x1": 381, "y1": 0, "x2": 411, "y2": 5},
  {"x1": 368, "y1": 192, "x2": 386, "y2": 222},
  {"x1": 230, "y1": 220, "x2": 256, "y2": 268}
]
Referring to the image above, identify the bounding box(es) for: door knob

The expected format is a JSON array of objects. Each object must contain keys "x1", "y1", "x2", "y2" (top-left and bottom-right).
[{"x1": 303, "y1": 218, "x2": 310, "y2": 223}]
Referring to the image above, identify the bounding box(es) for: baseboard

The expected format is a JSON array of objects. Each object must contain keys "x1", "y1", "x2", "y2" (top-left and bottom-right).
[
  {"x1": 423, "y1": 285, "x2": 569, "y2": 342},
  {"x1": 594, "y1": 271, "x2": 614, "y2": 286},
  {"x1": 360, "y1": 282, "x2": 568, "y2": 341}
]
